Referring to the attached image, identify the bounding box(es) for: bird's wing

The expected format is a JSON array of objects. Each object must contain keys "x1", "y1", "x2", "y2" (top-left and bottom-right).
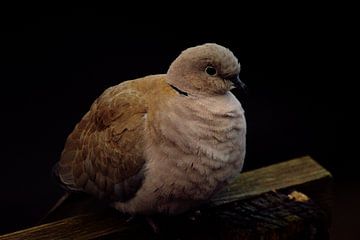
[{"x1": 55, "y1": 81, "x2": 148, "y2": 202}]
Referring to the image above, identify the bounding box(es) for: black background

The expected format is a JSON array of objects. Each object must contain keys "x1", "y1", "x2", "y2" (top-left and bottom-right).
[{"x1": 0, "y1": 7, "x2": 354, "y2": 239}]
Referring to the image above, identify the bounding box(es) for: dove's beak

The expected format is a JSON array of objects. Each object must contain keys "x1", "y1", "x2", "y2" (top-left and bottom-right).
[{"x1": 230, "y1": 75, "x2": 246, "y2": 89}]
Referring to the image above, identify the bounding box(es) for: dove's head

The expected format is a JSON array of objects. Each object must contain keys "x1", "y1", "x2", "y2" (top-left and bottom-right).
[{"x1": 167, "y1": 43, "x2": 245, "y2": 96}]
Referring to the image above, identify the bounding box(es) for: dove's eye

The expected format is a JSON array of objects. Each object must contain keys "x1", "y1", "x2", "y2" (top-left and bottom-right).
[{"x1": 205, "y1": 66, "x2": 217, "y2": 76}]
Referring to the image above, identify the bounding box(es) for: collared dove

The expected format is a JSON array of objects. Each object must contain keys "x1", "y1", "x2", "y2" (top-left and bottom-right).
[{"x1": 54, "y1": 43, "x2": 246, "y2": 215}]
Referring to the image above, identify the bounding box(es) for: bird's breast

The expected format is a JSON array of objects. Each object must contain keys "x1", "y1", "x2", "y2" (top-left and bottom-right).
[
  {"x1": 133, "y1": 92, "x2": 246, "y2": 213},
  {"x1": 147, "y1": 92, "x2": 246, "y2": 192},
  {"x1": 158, "y1": 92, "x2": 246, "y2": 164}
]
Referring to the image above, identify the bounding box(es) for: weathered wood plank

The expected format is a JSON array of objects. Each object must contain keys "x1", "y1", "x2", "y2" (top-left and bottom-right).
[
  {"x1": 0, "y1": 192, "x2": 329, "y2": 240},
  {"x1": 212, "y1": 155, "x2": 332, "y2": 205},
  {"x1": 0, "y1": 211, "x2": 133, "y2": 240},
  {"x1": 0, "y1": 155, "x2": 332, "y2": 240},
  {"x1": 150, "y1": 191, "x2": 329, "y2": 240}
]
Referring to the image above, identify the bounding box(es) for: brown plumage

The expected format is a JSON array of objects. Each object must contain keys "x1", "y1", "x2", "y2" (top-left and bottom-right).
[{"x1": 54, "y1": 43, "x2": 246, "y2": 215}]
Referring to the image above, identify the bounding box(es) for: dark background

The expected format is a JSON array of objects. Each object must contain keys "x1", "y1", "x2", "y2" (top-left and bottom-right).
[{"x1": 0, "y1": 7, "x2": 354, "y2": 239}]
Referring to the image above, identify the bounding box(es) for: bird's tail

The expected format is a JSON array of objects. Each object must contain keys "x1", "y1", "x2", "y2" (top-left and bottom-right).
[{"x1": 39, "y1": 191, "x2": 72, "y2": 223}]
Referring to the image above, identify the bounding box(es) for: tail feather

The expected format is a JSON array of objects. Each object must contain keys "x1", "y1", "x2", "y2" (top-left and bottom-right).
[{"x1": 39, "y1": 192, "x2": 71, "y2": 223}]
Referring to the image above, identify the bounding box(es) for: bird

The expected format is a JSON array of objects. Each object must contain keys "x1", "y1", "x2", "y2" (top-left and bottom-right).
[{"x1": 53, "y1": 43, "x2": 247, "y2": 216}]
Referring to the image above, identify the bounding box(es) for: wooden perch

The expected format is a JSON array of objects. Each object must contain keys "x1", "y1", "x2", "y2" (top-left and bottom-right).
[{"x1": 0, "y1": 156, "x2": 332, "y2": 240}]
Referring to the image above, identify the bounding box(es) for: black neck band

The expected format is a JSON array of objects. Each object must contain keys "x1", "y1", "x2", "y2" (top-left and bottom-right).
[{"x1": 169, "y1": 84, "x2": 188, "y2": 96}]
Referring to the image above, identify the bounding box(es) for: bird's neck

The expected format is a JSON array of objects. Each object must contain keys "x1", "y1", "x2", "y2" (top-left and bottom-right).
[{"x1": 166, "y1": 77, "x2": 228, "y2": 97}]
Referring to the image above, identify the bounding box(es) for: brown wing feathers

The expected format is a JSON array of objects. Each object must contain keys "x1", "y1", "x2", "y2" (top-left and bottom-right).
[{"x1": 55, "y1": 82, "x2": 147, "y2": 202}]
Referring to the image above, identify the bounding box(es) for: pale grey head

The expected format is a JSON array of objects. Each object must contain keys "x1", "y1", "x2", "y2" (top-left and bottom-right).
[{"x1": 167, "y1": 43, "x2": 244, "y2": 96}]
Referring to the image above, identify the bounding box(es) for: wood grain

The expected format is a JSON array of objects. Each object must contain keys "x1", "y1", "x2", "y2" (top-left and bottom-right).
[{"x1": 212, "y1": 155, "x2": 332, "y2": 205}]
